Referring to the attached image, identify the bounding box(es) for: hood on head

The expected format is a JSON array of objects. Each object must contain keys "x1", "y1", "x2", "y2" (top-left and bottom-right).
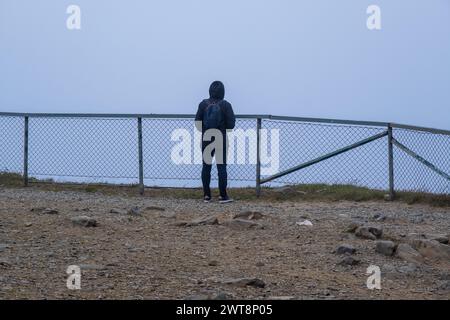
[{"x1": 209, "y1": 81, "x2": 225, "y2": 100}]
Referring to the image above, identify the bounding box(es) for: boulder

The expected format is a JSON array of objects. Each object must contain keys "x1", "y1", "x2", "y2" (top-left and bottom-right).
[
  {"x1": 395, "y1": 243, "x2": 424, "y2": 264},
  {"x1": 376, "y1": 240, "x2": 396, "y2": 256},
  {"x1": 410, "y1": 239, "x2": 450, "y2": 262}
]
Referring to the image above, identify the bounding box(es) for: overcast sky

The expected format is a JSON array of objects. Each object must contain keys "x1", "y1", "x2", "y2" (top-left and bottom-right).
[{"x1": 1, "y1": 1, "x2": 449, "y2": 129}]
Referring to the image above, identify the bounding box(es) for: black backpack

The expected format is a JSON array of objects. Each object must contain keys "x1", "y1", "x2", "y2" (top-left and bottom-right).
[{"x1": 203, "y1": 100, "x2": 223, "y2": 130}]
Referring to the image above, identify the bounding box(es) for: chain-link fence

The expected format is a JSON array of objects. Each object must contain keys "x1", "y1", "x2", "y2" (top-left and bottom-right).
[{"x1": 1, "y1": 112, "x2": 449, "y2": 195}]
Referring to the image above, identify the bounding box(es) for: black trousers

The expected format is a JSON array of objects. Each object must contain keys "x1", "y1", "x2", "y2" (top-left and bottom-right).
[{"x1": 201, "y1": 133, "x2": 228, "y2": 198}]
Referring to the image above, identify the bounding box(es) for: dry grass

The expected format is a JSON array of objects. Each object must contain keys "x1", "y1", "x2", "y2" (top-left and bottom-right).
[{"x1": 1, "y1": 172, "x2": 450, "y2": 207}]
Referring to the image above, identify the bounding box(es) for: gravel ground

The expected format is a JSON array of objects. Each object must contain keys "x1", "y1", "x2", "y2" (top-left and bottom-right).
[{"x1": 0, "y1": 186, "x2": 449, "y2": 300}]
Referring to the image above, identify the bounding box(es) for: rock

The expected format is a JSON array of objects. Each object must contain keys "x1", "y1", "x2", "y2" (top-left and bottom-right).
[
  {"x1": 338, "y1": 256, "x2": 360, "y2": 266},
  {"x1": 373, "y1": 213, "x2": 386, "y2": 222},
  {"x1": 186, "y1": 216, "x2": 219, "y2": 227},
  {"x1": 395, "y1": 243, "x2": 424, "y2": 264},
  {"x1": 128, "y1": 207, "x2": 141, "y2": 216},
  {"x1": 268, "y1": 296, "x2": 296, "y2": 300},
  {"x1": 208, "y1": 260, "x2": 219, "y2": 267},
  {"x1": 397, "y1": 263, "x2": 418, "y2": 274},
  {"x1": 109, "y1": 208, "x2": 126, "y2": 214},
  {"x1": 32, "y1": 208, "x2": 58, "y2": 215},
  {"x1": 345, "y1": 221, "x2": 363, "y2": 233},
  {"x1": 335, "y1": 244, "x2": 356, "y2": 255},
  {"x1": 408, "y1": 233, "x2": 448, "y2": 245},
  {"x1": 222, "y1": 277, "x2": 266, "y2": 288},
  {"x1": 145, "y1": 206, "x2": 166, "y2": 212},
  {"x1": 0, "y1": 244, "x2": 10, "y2": 252},
  {"x1": 186, "y1": 292, "x2": 234, "y2": 300},
  {"x1": 438, "y1": 280, "x2": 450, "y2": 292},
  {"x1": 376, "y1": 240, "x2": 396, "y2": 256},
  {"x1": 233, "y1": 211, "x2": 264, "y2": 220},
  {"x1": 0, "y1": 259, "x2": 11, "y2": 268},
  {"x1": 71, "y1": 216, "x2": 98, "y2": 227},
  {"x1": 410, "y1": 215, "x2": 424, "y2": 224},
  {"x1": 296, "y1": 220, "x2": 313, "y2": 227},
  {"x1": 185, "y1": 294, "x2": 210, "y2": 300},
  {"x1": 411, "y1": 239, "x2": 450, "y2": 262},
  {"x1": 355, "y1": 226, "x2": 382, "y2": 240},
  {"x1": 25, "y1": 222, "x2": 33, "y2": 227},
  {"x1": 222, "y1": 219, "x2": 263, "y2": 230},
  {"x1": 213, "y1": 292, "x2": 234, "y2": 300}
]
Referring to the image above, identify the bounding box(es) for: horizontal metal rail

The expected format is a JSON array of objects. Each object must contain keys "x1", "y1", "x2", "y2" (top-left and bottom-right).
[
  {"x1": 260, "y1": 130, "x2": 389, "y2": 184},
  {"x1": 392, "y1": 138, "x2": 450, "y2": 182},
  {"x1": 390, "y1": 123, "x2": 450, "y2": 136},
  {"x1": 1, "y1": 112, "x2": 449, "y2": 135}
]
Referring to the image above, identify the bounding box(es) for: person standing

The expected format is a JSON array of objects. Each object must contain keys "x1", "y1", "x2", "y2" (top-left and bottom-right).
[{"x1": 195, "y1": 81, "x2": 236, "y2": 203}]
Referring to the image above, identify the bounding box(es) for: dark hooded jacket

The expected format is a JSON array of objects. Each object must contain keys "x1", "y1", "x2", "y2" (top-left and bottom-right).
[{"x1": 195, "y1": 81, "x2": 236, "y2": 133}]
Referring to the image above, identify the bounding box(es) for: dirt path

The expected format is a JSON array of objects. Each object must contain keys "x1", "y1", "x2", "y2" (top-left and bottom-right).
[{"x1": 0, "y1": 186, "x2": 449, "y2": 300}]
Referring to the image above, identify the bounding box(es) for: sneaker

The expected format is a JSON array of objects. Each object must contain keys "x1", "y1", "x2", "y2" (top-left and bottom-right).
[
  {"x1": 219, "y1": 196, "x2": 234, "y2": 204},
  {"x1": 203, "y1": 196, "x2": 211, "y2": 203}
]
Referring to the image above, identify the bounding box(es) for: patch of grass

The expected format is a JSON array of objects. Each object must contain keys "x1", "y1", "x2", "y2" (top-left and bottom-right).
[{"x1": 1, "y1": 171, "x2": 450, "y2": 207}]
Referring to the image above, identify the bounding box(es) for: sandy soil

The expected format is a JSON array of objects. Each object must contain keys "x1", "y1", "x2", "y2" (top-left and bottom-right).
[{"x1": 0, "y1": 186, "x2": 449, "y2": 300}]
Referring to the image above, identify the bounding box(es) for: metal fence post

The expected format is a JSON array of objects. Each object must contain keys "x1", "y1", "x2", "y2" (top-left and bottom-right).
[
  {"x1": 388, "y1": 124, "x2": 395, "y2": 200},
  {"x1": 23, "y1": 116, "x2": 29, "y2": 187},
  {"x1": 137, "y1": 117, "x2": 144, "y2": 195},
  {"x1": 256, "y1": 117, "x2": 262, "y2": 197}
]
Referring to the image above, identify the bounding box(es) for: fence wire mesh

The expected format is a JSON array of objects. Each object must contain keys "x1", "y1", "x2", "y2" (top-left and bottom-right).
[
  {"x1": 261, "y1": 120, "x2": 388, "y2": 189},
  {"x1": 0, "y1": 113, "x2": 449, "y2": 195},
  {"x1": 0, "y1": 116, "x2": 23, "y2": 174},
  {"x1": 28, "y1": 117, "x2": 138, "y2": 181},
  {"x1": 393, "y1": 128, "x2": 450, "y2": 194}
]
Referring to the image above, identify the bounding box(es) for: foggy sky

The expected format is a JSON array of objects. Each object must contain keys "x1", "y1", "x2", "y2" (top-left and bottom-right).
[{"x1": 1, "y1": 0, "x2": 449, "y2": 129}]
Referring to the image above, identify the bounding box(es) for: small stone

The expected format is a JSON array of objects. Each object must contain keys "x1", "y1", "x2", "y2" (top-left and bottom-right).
[
  {"x1": 256, "y1": 262, "x2": 265, "y2": 267},
  {"x1": 0, "y1": 259, "x2": 12, "y2": 268},
  {"x1": 33, "y1": 208, "x2": 58, "y2": 215},
  {"x1": 128, "y1": 207, "x2": 141, "y2": 216},
  {"x1": 268, "y1": 296, "x2": 296, "y2": 300},
  {"x1": 25, "y1": 222, "x2": 33, "y2": 227},
  {"x1": 145, "y1": 206, "x2": 166, "y2": 212},
  {"x1": 338, "y1": 256, "x2": 360, "y2": 266},
  {"x1": 355, "y1": 226, "x2": 382, "y2": 240},
  {"x1": 222, "y1": 277, "x2": 266, "y2": 288},
  {"x1": 398, "y1": 263, "x2": 418, "y2": 274},
  {"x1": 109, "y1": 208, "x2": 125, "y2": 214},
  {"x1": 222, "y1": 219, "x2": 263, "y2": 230},
  {"x1": 71, "y1": 216, "x2": 98, "y2": 227},
  {"x1": 335, "y1": 244, "x2": 356, "y2": 255},
  {"x1": 186, "y1": 216, "x2": 219, "y2": 227},
  {"x1": 345, "y1": 221, "x2": 363, "y2": 233},
  {"x1": 233, "y1": 211, "x2": 264, "y2": 220},
  {"x1": 208, "y1": 260, "x2": 219, "y2": 267},
  {"x1": 213, "y1": 292, "x2": 234, "y2": 300},
  {"x1": 0, "y1": 244, "x2": 10, "y2": 252},
  {"x1": 376, "y1": 240, "x2": 396, "y2": 256}
]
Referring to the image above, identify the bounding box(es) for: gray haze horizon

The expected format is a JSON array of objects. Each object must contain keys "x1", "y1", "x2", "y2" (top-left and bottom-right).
[{"x1": 1, "y1": 1, "x2": 449, "y2": 130}]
